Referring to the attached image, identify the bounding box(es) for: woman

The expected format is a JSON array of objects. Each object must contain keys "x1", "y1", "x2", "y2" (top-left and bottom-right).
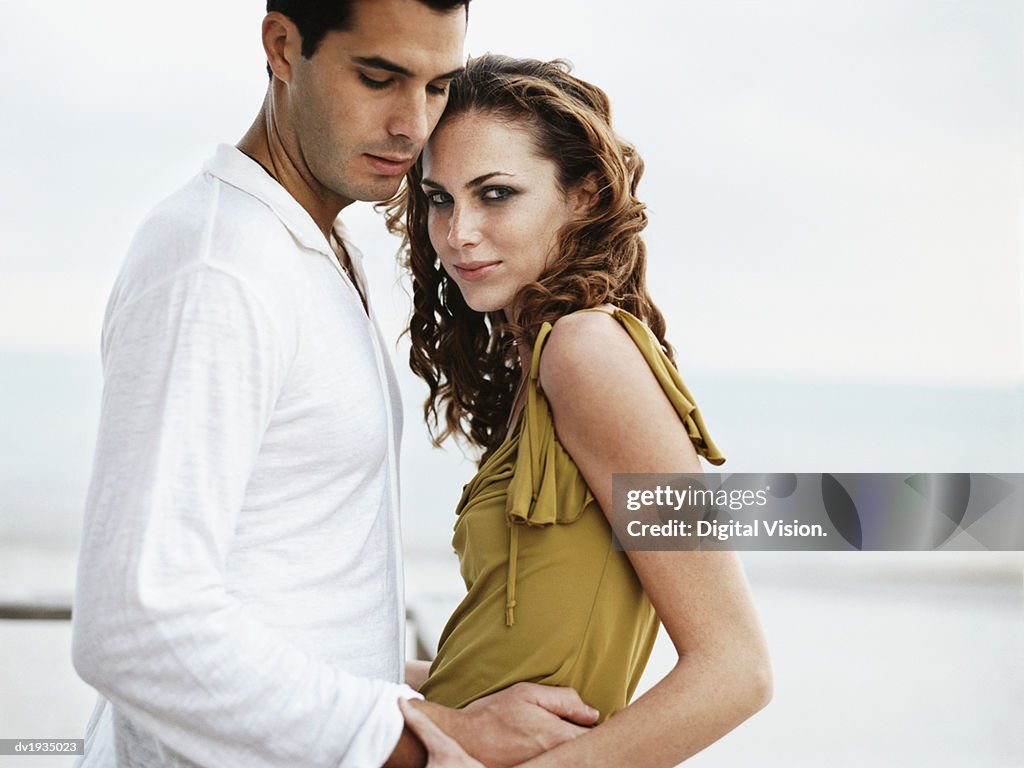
[{"x1": 386, "y1": 55, "x2": 771, "y2": 766}]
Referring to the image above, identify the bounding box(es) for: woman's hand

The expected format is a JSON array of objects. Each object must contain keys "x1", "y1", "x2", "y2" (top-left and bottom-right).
[{"x1": 399, "y1": 698, "x2": 486, "y2": 767}]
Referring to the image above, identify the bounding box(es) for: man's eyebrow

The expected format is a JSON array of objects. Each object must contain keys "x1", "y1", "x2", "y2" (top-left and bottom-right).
[
  {"x1": 352, "y1": 56, "x2": 464, "y2": 81},
  {"x1": 435, "y1": 65, "x2": 466, "y2": 81},
  {"x1": 352, "y1": 56, "x2": 413, "y2": 77},
  {"x1": 421, "y1": 172, "x2": 514, "y2": 191}
]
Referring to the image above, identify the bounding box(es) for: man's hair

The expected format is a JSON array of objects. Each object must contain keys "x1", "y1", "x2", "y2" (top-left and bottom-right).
[{"x1": 266, "y1": 0, "x2": 471, "y2": 74}]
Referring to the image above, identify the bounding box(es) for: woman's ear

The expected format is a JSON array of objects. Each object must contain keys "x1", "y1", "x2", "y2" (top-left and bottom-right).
[{"x1": 569, "y1": 172, "x2": 601, "y2": 218}]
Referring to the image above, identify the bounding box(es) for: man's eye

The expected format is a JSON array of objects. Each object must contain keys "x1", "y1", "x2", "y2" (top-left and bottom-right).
[
  {"x1": 427, "y1": 82, "x2": 451, "y2": 97},
  {"x1": 359, "y1": 73, "x2": 393, "y2": 90}
]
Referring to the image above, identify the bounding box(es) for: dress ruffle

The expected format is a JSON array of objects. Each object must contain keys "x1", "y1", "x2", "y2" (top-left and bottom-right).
[{"x1": 506, "y1": 320, "x2": 593, "y2": 528}]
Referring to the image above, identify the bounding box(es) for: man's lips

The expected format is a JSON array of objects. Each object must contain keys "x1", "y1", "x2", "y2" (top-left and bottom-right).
[
  {"x1": 453, "y1": 261, "x2": 501, "y2": 282},
  {"x1": 364, "y1": 153, "x2": 414, "y2": 176}
]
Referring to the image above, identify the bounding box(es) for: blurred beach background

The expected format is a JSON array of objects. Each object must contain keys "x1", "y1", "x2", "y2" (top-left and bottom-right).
[{"x1": 1, "y1": 1, "x2": 1023, "y2": 766}]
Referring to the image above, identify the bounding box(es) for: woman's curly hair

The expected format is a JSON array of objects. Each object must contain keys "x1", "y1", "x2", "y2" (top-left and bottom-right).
[{"x1": 383, "y1": 54, "x2": 674, "y2": 463}]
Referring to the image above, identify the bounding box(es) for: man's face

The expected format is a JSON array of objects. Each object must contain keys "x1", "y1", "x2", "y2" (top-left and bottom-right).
[{"x1": 285, "y1": 0, "x2": 466, "y2": 206}]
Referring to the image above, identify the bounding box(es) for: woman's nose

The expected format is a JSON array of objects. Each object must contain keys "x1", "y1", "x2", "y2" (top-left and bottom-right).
[{"x1": 447, "y1": 205, "x2": 482, "y2": 249}]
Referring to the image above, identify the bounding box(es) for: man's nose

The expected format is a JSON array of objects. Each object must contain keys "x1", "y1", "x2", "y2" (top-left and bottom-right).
[{"x1": 389, "y1": 91, "x2": 430, "y2": 146}]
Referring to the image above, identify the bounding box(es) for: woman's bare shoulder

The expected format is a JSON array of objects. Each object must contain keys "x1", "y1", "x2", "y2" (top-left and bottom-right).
[{"x1": 538, "y1": 308, "x2": 655, "y2": 405}]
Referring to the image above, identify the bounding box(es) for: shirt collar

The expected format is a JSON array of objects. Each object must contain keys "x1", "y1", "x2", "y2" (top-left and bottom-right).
[{"x1": 203, "y1": 143, "x2": 349, "y2": 259}]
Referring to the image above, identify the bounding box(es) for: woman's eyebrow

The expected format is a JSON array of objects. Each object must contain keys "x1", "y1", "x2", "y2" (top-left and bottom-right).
[
  {"x1": 466, "y1": 172, "x2": 514, "y2": 188},
  {"x1": 422, "y1": 172, "x2": 514, "y2": 191}
]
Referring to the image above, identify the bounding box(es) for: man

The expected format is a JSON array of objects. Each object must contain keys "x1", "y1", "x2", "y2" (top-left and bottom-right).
[{"x1": 71, "y1": 2, "x2": 597, "y2": 766}]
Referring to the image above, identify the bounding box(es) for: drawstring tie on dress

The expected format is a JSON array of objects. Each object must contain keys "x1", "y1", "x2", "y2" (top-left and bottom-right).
[{"x1": 505, "y1": 523, "x2": 520, "y2": 626}]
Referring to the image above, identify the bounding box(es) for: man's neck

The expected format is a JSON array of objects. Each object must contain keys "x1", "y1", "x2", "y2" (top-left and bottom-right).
[{"x1": 237, "y1": 99, "x2": 353, "y2": 239}]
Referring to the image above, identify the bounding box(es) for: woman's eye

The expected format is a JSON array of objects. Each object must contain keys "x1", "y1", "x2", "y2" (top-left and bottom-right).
[
  {"x1": 359, "y1": 73, "x2": 393, "y2": 90},
  {"x1": 482, "y1": 187, "x2": 514, "y2": 201},
  {"x1": 425, "y1": 191, "x2": 452, "y2": 207}
]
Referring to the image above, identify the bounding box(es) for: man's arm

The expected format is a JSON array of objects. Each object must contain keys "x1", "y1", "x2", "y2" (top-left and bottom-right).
[{"x1": 72, "y1": 264, "x2": 413, "y2": 768}]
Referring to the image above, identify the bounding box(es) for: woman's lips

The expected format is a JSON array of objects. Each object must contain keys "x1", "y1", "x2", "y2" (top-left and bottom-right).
[
  {"x1": 454, "y1": 261, "x2": 501, "y2": 281},
  {"x1": 364, "y1": 154, "x2": 414, "y2": 176}
]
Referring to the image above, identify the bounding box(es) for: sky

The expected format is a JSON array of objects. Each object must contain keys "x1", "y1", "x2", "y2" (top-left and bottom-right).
[
  {"x1": 1, "y1": 0, "x2": 1022, "y2": 387},
  {"x1": 1, "y1": 0, "x2": 1023, "y2": 550}
]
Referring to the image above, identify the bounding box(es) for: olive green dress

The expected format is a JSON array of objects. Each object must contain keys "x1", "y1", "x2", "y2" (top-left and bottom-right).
[{"x1": 419, "y1": 308, "x2": 725, "y2": 721}]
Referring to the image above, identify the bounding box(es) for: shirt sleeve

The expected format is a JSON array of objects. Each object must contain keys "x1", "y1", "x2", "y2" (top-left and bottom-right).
[{"x1": 72, "y1": 264, "x2": 416, "y2": 768}]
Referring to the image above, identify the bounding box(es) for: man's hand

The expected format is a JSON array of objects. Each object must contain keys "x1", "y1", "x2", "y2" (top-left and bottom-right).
[
  {"x1": 417, "y1": 683, "x2": 599, "y2": 768},
  {"x1": 400, "y1": 699, "x2": 484, "y2": 767}
]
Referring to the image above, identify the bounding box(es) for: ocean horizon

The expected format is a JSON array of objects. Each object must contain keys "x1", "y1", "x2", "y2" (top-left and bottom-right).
[{"x1": 2, "y1": 348, "x2": 1022, "y2": 552}]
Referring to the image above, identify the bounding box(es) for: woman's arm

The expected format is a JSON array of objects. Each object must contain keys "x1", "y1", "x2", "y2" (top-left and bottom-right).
[
  {"x1": 406, "y1": 660, "x2": 433, "y2": 691},
  {"x1": 517, "y1": 310, "x2": 772, "y2": 767},
  {"x1": 404, "y1": 311, "x2": 772, "y2": 768}
]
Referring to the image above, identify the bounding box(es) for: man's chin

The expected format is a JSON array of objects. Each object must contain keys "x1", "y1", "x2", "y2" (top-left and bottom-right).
[{"x1": 348, "y1": 178, "x2": 406, "y2": 204}]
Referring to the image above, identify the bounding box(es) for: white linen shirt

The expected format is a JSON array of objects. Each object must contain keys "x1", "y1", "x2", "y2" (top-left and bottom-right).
[{"x1": 72, "y1": 144, "x2": 415, "y2": 768}]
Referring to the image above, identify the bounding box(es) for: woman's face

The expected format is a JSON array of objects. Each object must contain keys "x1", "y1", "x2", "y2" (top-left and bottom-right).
[{"x1": 420, "y1": 112, "x2": 581, "y2": 318}]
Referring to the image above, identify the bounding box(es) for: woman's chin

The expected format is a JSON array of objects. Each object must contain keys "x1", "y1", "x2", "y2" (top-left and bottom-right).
[{"x1": 460, "y1": 293, "x2": 509, "y2": 316}]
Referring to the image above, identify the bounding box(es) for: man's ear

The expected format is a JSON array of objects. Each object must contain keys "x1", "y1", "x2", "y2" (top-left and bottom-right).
[
  {"x1": 570, "y1": 172, "x2": 601, "y2": 218},
  {"x1": 263, "y1": 12, "x2": 302, "y2": 84}
]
